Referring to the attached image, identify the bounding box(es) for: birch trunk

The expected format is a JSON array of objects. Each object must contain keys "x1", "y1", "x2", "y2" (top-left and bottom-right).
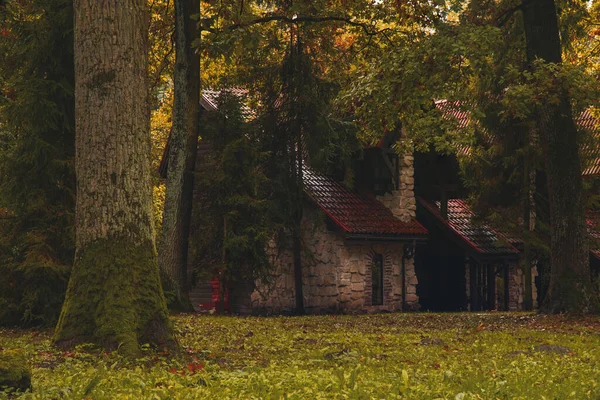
[
  {"x1": 159, "y1": 0, "x2": 200, "y2": 310},
  {"x1": 522, "y1": 0, "x2": 596, "y2": 313},
  {"x1": 54, "y1": 0, "x2": 172, "y2": 354}
]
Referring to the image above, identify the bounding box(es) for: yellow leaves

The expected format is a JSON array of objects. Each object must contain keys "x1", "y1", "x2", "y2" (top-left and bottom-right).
[
  {"x1": 153, "y1": 183, "x2": 166, "y2": 234},
  {"x1": 150, "y1": 86, "x2": 172, "y2": 171}
]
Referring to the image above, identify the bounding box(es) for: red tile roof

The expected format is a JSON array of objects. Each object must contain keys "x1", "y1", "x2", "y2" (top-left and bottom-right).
[
  {"x1": 435, "y1": 99, "x2": 472, "y2": 129},
  {"x1": 435, "y1": 101, "x2": 600, "y2": 175},
  {"x1": 200, "y1": 88, "x2": 255, "y2": 120},
  {"x1": 577, "y1": 109, "x2": 600, "y2": 176},
  {"x1": 587, "y1": 211, "x2": 600, "y2": 259},
  {"x1": 434, "y1": 99, "x2": 477, "y2": 157},
  {"x1": 303, "y1": 168, "x2": 428, "y2": 238},
  {"x1": 418, "y1": 197, "x2": 519, "y2": 256}
]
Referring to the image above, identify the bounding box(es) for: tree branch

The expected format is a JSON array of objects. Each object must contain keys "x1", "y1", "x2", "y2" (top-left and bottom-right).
[
  {"x1": 204, "y1": 13, "x2": 382, "y2": 36},
  {"x1": 496, "y1": 3, "x2": 524, "y2": 27}
]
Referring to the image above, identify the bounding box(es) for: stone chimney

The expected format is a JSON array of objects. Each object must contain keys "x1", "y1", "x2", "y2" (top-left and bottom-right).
[{"x1": 377, "y1": 154, "x2": 416, "y2": 222}]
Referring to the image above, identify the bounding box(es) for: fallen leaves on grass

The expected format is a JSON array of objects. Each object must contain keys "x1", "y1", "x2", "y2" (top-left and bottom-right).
[{"x1": 0, "y1": 312, "x2": 599, "y2": 399}]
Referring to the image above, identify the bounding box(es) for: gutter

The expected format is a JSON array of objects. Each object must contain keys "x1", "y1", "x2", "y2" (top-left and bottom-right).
[{"x1": 344, "y1": 234, "x2": 428, "y2": 243}]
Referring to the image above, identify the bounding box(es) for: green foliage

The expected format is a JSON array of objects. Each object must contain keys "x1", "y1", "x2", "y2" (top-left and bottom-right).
[
  {"x1": 260, "y1": 36, "x2": 359, "y2": 226},
  {"x1": 0, "y1": 350, "x2": 31, "y2": 394},
  {"x1": 0, "y1": 0, "x2": 75, "y2": 327},
  {"x1": 0, "y1": 253, "x2": 69, "y2": 328},
  {"x1": 2, "y1": 313, "x2": 600, "y2": 398},
  {"x1": 190, "y1": 92, "x2": 273, "y2": 287}
]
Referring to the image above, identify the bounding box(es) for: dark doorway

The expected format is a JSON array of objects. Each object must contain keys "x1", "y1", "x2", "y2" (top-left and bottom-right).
[
  {"x1": 469, "y1": 262, "x2": 497, "y2": 311},
  {"x1": 415, "y1": 234, "x2": 468, "y2": 311}
]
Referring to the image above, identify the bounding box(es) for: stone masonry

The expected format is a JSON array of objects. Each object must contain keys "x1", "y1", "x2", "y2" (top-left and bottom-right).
[
  {"x1": 508, "y1": 262, "x2": 538, "y2": 310},
  {"x1": 376, "y1": 154, "x2": 416, "y2": 222},
  {"x1": 250, "y1": 208, "x2": 419, "y2": 314},
  {"x1": 250, "y1": 153, "x2": 420, "y2": 314}
]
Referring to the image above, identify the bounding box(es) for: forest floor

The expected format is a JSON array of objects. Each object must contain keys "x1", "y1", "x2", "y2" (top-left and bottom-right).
[{"x1": 1, "y1": 312, "x2": 600, "y2": 399}]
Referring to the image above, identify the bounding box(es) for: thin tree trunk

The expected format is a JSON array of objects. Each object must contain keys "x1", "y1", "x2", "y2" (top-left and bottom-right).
[
  {"x1": 159, "y1": 0, "x2": 200, "y2": 310},
  {"x1": 291, "y1": 138, "x2": 304, "y2": 314},
  {"x1": 522, "y1": 0, "x2": 596, "y2": 313},
  {"x1": 286, "y1": 30, "x2": 305, "y2": 315},
  {"x1": 522, "y1": 157, "x2": 533, "y2": 310},
  {"x1": 292, "y1": 224, "x2": 304, "y2": 314},
  {"x1": 54, "y1": 0, "x2": 172, "y2": 354},
  {"x1": 218, "y1": 214, "x2": 227, "y2": 315}
]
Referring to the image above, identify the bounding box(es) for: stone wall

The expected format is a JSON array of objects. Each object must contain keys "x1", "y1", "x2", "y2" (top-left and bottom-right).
[
  {"x1": 508, "y1": 262, "x2": 538, "y2": 310},
  {"x1": 249, "y1": 152, "x2": 420, "y2": 314},
  {"x1": 250, "y1": 208, "x2": 419, "y2": 314},
  {"x1": 376, "y1": 154, "x2": 416, "y2": 222}
]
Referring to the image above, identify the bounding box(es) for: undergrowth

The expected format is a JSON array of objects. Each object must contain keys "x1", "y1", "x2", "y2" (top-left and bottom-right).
[{"x1": 1, "y1": 312, "x2": 599, "y2": 399}]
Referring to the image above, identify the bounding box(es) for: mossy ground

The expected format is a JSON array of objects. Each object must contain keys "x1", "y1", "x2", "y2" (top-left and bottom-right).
[
  {"x1": 0, "y1": 350, "x2": 31, "y2": 394},
  {"x1": 1, "y1": 312, "x2": 599, "y2": 399}
]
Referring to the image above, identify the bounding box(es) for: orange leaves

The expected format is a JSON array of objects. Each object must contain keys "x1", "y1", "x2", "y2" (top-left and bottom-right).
[
  {"x1": 169, "y1": 361, "x2": 205, "y2": 375},
  {"x1": 187, "y1": 362, "x2": 205, "y2": 373},
  {"x1": 334, "y1": 34, "x2": 355, "y2": 52}
]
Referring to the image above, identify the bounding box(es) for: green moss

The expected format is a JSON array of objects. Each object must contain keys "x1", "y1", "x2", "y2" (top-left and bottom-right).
[
  {"x1": 542, "y1": 266, "x2": 600, "y2": 314},
  {"x1": 0, "y1": 350, "x2": 31, "y2": 393},
  {"x1": 53, "y1": 236, "x2": 173, "y2": 355}
]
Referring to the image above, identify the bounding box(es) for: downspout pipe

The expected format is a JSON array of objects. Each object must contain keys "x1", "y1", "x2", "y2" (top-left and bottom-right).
[{"x1": 402, "y1": 241, "x2": 416, "y2": 311}]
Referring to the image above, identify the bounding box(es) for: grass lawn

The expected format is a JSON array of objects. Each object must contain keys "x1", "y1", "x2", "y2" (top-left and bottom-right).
[{"x1": 1, "y1": 312, "x2": 600, "y2": 399}]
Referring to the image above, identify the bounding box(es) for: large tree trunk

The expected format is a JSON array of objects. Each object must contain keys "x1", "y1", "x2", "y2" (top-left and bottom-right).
[
  {"x1": 159, "y1": 0, "x2": 200, "y2": 310},
  {"x1": 54, "y1": 0, "x2": 173, "y2": 354},
  {"x1": 522, "y1": 0, "x2": 595, "y2": 313}
]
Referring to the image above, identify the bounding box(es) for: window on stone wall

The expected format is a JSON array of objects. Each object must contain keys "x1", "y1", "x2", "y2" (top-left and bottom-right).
[{"x1": 372, "y1": 254, "x2": 384, "y2": 305}]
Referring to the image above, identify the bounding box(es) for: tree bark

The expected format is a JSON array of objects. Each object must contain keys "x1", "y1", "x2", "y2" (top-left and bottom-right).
[
  {"x1": 292, "y1": 223, "x2": 304, "y2": 314},
  {"x1": 522, "y1": 0, "x2": 596, "y2": 313},
  {"x1": 293, "y1": 122, "x2": 305, "y2": 314},
  {"x1": 218, "y1": 214, "x2": 227, "y2": 314},
  {"x1": 159, "y1": 0, "x2": 200, "y2": 310},
  {"x1": 54, "y1": 0, "x2": 173, "y2": 354},
  {"x1": 522, "y1": 157, "x2": 533, "y2": 310}
]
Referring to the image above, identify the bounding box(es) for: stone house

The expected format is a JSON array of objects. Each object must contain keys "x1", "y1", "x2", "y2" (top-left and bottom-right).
[
  {"x1": 161, "y1": 90, "x2": 598, "y2": 314},
  {"x1": 160, "y1": 89, "x2": 429, "y2": 314},
  {"x1": 249, "y1": 163, "x2": 428, "y2": 314}
]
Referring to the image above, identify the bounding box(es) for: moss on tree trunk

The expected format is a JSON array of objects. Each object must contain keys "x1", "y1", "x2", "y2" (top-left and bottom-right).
[
  {"x1": 54, "y1": 0, "x2": 174, "y2": 353},
  {"x1": 54, "y1": 237, "x2": 173, "y2": 354}
]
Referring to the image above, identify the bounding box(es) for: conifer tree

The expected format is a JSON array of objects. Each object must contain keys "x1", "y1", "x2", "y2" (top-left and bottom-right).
[
  {"x1": 190, "y1": 92, "x2": 272, "y2": 313},
  {"x1": 0, "y1": 0, "x2": 75, "y2": 326}
]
